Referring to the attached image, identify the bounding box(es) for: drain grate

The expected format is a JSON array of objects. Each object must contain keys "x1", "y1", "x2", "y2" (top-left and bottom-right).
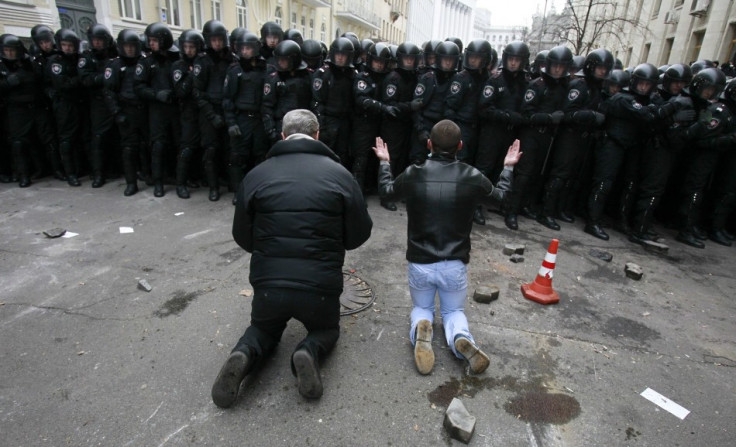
[{"x1": 340, "y1": 271, "x2": 375, "y2": 315}]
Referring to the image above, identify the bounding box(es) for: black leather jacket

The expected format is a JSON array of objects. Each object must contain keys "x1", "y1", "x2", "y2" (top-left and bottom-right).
[{"x1": 377, "y1": 154, "x2": 513, "y2": 264}]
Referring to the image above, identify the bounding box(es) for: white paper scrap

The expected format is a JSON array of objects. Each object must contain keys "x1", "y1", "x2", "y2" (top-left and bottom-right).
[
  {"x1": 119, "y1": 227, "x2": 134, "y2": 234},
  {"x1": 175, "y1": 212, "x2": 184, "y2": 216},
  {"x1": 640, "y1": 388, "x2": 690, "y2": 420},
  {"x1": 61, "y1": 232, "x2": 78, "y2": 238}
]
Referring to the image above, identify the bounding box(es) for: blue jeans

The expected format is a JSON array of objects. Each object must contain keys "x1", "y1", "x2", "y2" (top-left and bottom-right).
[{"x1": 408, "y1": 260, "x2": 473, "y2": 358}]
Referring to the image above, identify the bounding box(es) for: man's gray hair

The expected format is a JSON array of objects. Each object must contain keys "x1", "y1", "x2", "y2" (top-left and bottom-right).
[{"x1": 282, "y1": 109, "x2": 319, "y2": 138}]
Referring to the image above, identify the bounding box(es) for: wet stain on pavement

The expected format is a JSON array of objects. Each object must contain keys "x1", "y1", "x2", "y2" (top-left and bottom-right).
[
  {"x1": 582, "y1": 264, "x2": 622, "y2": 282},
  {"x1": 218, "y1": 247, "x2": 245, "y2": 265},
  {"x1": 504, "y1": 391, "x2": 580, "y2": 424},
  {"x1": 153, "y1": 290, "x2": 202, "y2": 318},
  {"x1": 626, "y1": 427, "x2": 641, "y2": 440},
  {"x1": 602, "y1": 316, "x2": 660, "y2": 343}
]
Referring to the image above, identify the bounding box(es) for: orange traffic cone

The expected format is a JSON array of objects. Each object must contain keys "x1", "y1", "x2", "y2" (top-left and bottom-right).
[{"x1": 521, "y1": 239, "x2": 560, "y2": 305}]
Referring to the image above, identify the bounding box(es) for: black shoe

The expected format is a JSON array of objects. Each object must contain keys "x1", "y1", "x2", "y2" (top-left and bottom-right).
[
  {"x1": 537, "y1": 215, "x2": 560, "y2": 230},
  {"x1": 628, "y1": 232, "x2": 648, "y2": 246},
  {"x1": 91, "y1": 176, "x2": 105, "y2": 188},
  {"x1": 557, "y1": 211, "x2": 575, "y2": 223},
  {"x1": 692, "y1": 226, "x2": 707, "y2": 241},
  {"x1": 473, "y1": 207, "x2": 486, "y2": 225},
  {"x1": 187, "y1": 179, "x2": 200, "y2": 188},
  {"x1": 584, "y1": 223, "x2": 609, "y2": 240},
  {"x1": 209, "y1": 188, "x2": 220, "y2": 202},
  {"x1": 0, "y1": 174, "x2": 12, "y2": 183},
  {"x1": 675, "y1": 231, "x2": 705, "y2": 248},
  {"x1": 154, "y1": 183, "x2": 164, "y2": 197},
  {"x1": 67, "y1": 175, "x2": 81, "y2": 187},
  {"x1": 211, "y1": 351, "x2": 251, "y2": 408},
  {"x1": 53, "y1": 170, "x2": 67, "y2": 181},
  {"x1": 292, "y1": 349, "x2": 323, "y2": 399},
  {"x1": 18, "y1": 177, "x2": 31, "y2": 188},
  {"x1": 709, "y1": 230, "x2": 733, "y2": 247},
  {"x1": 520, "y1": 206, "x2": 538, "y2": 220},
  {"x1": 504, "y1": 214, "x2": 518, "y2": 230},
  {"x1": 124, "y1": 183, "x2": 138, "y2": 197},
  {"x1": 176, "y1": 185, "x2": 190, "y2": 199},
  {"x1": 723, "y1": 229, "x2": 735, "y2": 241},
  {"x1": 380, "y1": 200, "x2": 397, "y2": 211}
]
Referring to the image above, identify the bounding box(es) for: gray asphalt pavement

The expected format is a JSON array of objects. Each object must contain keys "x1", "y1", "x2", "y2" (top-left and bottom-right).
[{"x1": 1, "y1": 177, "x2": 735, "y2": 446}]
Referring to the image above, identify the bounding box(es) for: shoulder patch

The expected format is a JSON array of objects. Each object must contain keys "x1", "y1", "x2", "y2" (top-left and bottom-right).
[
  {"x1": 263, "y1": 83, "x2": 271, "y2": 95},
  {"x1": 173, "y1": 69, "x2": 182, "y2": 82},
  {"x1": 77, "y1": 58, "x2": 86, "y2": 68},
  {"x1": 104, "y1": 67, "x2": 112, "y2": 79},
  {"x1": 386, "y1": 83, "x2": 397, "y2": 97},
  {"x1": 450, "y1": 81, "x2": 461, "y2": 94},
  {"x1": 193, "y1": 65, "x2": 202, "y2": 76},
  {"x1": 135, "y1": 63, "x2": 144, "y2": 76},
  {"x1": 483, "y1": 85, "x2": 494, "y2": 98},
  {"x1": 632, "y1": 101, "x2": 642, "y2": 110},
  {"x1": 313, "y1": 78, "x2": 323, "y2": 91},
  {"x1": 708, "y1": 118, "x2": 720, "y2": 129},
  {"x1": 414, "y1": 83, "x2": 425, "y2": 96},
  {"x1": 524, "y1": 89, "x2": 535, "y2": 102},
  {"x1": 568, "y1": 89, "x2": 580, "y2": 101},
  {"x1": 51, "y1": 63, "x2": 62, "y2": 75},
  {"x1": 357, "y1": 79, "x2": 367, "y2": 91}
]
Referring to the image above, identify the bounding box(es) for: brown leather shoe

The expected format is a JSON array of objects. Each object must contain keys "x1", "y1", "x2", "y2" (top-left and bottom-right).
[
  {"x1": 414, "y1": 319, "x2": 434, "y2": 375},
  {"x1": 454, "y1": 336, "x2": 490, "y2": 374}
]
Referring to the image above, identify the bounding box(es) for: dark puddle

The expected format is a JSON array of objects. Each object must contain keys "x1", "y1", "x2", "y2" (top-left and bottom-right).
[{"x1": 153, "y1": 290, "x2": 203, "y2": 318}]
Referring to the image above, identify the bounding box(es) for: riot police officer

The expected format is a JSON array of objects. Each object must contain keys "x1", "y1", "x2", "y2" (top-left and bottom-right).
[
  {"x1": 259, "y1": 21, "x2": 283, "y2": 69},
  {"x1": 708, "y1": 78, "x2": 736, "y2": 246},
  {"x1": 301, "y1": 39, "x2": 324, "y2": 72}
]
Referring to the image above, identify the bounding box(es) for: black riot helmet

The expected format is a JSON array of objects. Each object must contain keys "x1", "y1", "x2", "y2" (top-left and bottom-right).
[
  {"x1": 396, "y1": 42, "x2": 421, "y2": 71},
  {"x1": 544, "y1": 45, "x2": 573, "y2": 79},
  {"x1": 422, "y1": 39, "x2": 442, "y2": 66},
  {"x1": 614, "y1": 58, "x2": 623, "y2": 70},
  {"x1": 721, "y1": 78, "x2": 736, "y2": 103},
  {"x1": 662, "y1": 64, "x2": 693, "y2": 92},
  {"x1": 463, "y1": 39, "x2": 492, "y2": 71},
  {"x1": 273, "y1": 39, "x2": 306, "y2": 72},
  {"x1": 571, "y1": 55, "x2": 585, "y2": 77},
  {"x1": 233, "y1": 31, "x2": 261, "y2": 60},
  {"x1": 531, "y1": 50, "x2": 548, "y2": 77},
  {"x1": 490, "y1": 48, "x2": 498, "y2": 69},
  {"x1": 658, "y1": 64, "x2": 670, "y2": 75},
  {"x1": 388, "y1": 44, "x2": 399, "y2": 70},
  {"x1": 1, "y1": 34, "x2": 27, "y2": 61},
  {"x1": 603, "y1": 69, "x2": 630, "y2": 95},
  {"x1": 146, "y1": 22, "x2": 174, "y2": 51},
  {"x1": 202, "y1": 20, "x2": 228, "y2": 50},
  {"x1": 229, "y1": 27, "x2": 247, "y2": 50},
  {"x1": 690, "y1": 59, "x2": 715, "y2": 75},
  {"x1": 435, "y1": 41, "x2": 460, "y2": 73},
  {"x1": 55, "y1": 29, "x2": 80, "y2": 54},
  {"x1": 327, "y1": 37, "x2": 354, "y2": 68},
  {"x1": 583, "y1": 48, "x2": 614, "y2": 80},
  {"x1": 688, "y1": 67, "x2": 726, "y2": 101},
  {"x1": 117, "y1": 29, "x2": 142, "y2": 60},
  {"x1": 284, "y1": 28, "x2": 303, "y2": 46},
  {"x1": 341, "y1": 32, "x2": 361, "y2": 65},
  {"x1": 301, "y1": 39, "x2": 323, "y2": 69},
  {"x1": 629, "y1": 63, "x2": 659, "y2": 96},
  {"x1": 445, "y1": 37, "x2": 463, "y2": 54},
  {"x1": 87, "y1": 24, "x2": 113, "y2": 50},
  {"x1": 360, "y1": 38, "x2": 373, "y2": 58},
  {"x1": 178, "y1": 29, "x2": 204, "y2": 58},
  {"x1": 260, "y1": 21, "x2": 284, "y2": 44},
  {"x1": 502, "y1": 41, "x2": 530, "y2": 72},
  {"x1": 31, "y1": 24, "x2": 55, "y2": 49},
  {"x1": 366, "y1": 42, "x2": 392, "y2": 74}
]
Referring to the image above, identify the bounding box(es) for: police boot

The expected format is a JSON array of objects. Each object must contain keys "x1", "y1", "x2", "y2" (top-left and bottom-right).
[
  {"x1": 90, "y1": 135, "x2": 105, "y2": 188},
  {"x1": 381, "y1": 200, "x2": 398, "y2": 211},
  {"x1": 151, "y1": 141, "x2": 165, "y2": 197},
  {"x1": 629, "y1": 196, "x2": 658, "y2": 245},
  {"x1": 46, "y1": 144, "x2": 66, "y2": 181},
  {"x1": 538, "y1": 177, "x2": 563, "y2": 230},
  {"x1": 473, "y1": 205, "x2": 486, "y2": 225},
  {"x1": 122, "y1": 147, "x2": 139, "y2": 197},
  {"x1": 616, "y1": 181, "x2": 636, "y2": 235},
  {"x1": 351, "y1": 156, "x2": 367, "y2": 194},
  {"x1": 228, "y1": 164, "x2": 245, "y2": 205},
  {"x1": 204, "y1": 148, "x2": 219, "y2": 201},
  {"x1": 138, "y1": 144, "x2": 153, "y2": 186},
  {"x1": 12, "y1": 141, "x2": 31, "y2": 188},
  {"x1": 59, "y1": 141, "x2": 80, "y2": 186},
  {"x1": 29, "y1": 143, "x2": 46, "y2": 179},
  {"x1": 175, "y1": 148, "x2": 191, "y2": 199},
  {"x1": 675, "y1": 193, "x2": 704, "y2": 248},
  {"x1": 584, "y1": 182, "x2": 609, "y2": 240},
  {"x1": 710, "y1": 192, "x2": 735, "y2": 246}
]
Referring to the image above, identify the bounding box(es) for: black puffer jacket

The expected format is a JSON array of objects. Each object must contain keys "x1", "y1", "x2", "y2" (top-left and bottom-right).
[
  {"x1": 233, "y1": 136, "x2": 372, "y2": 293},
  {"x1": 377, "y1": 154, "x2": 512, "y2": 264}
]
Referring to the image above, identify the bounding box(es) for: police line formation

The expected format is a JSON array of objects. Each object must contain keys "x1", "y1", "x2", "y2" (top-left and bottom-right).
[{"x1": 1, "y1": 20, "x2": 735, "y2": 250}]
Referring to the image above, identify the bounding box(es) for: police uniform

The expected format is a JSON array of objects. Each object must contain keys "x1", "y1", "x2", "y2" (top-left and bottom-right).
[{"x1": 312, "y1": 63, "x2": 356, "y2": 168}]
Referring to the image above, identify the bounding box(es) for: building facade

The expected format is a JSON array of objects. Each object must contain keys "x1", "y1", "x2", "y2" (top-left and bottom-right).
[{"x1": 406, "y1": 0, "x2": 475, "y2": 45}]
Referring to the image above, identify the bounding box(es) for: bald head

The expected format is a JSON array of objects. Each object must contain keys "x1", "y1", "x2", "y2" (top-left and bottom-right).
[{"x1": 429, "y1": 120, "x2": 462, "y2": 155}]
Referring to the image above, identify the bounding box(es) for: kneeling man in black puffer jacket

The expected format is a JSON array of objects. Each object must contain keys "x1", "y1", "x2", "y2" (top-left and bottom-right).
[{"x1": 212, "y1": 109, "x2": 373, "y2": 406}]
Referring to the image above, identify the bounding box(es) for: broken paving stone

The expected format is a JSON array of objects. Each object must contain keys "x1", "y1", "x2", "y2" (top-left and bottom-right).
[
  {"x1": 509, "y1": 254, "x2": 524, "y2": 263},
  {"x1": 137, "y1": 279, "x2": 153, "y2": 292},
  {"x1": 625, "y1": 263, "x2": 643, "y2": 280},
  {"x1": 239, "y1": 289, "x2": 253, "y2": 297},
  {"x1": 643, "y1": 240, "x2": 669, "y2": 254},
  {"x1": 43, "y1": 228, "x2": 66, "y2": 238},
  {"x1": 473, "y1": 286, "x2": 499, "y2": 304},
  {"x1": 502, "y1": 244, "x2": 525, "y2": 256},
  {"x1": 444, "y1": 398, "x2": 476, "y2": 444},
  {"x1": 589, "y1": 248, "x2": 613, "y2": 262}
]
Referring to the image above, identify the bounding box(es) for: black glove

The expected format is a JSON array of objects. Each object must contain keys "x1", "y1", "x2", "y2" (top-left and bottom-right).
[
  {"x1": 6, "y1": 74, "x2": 20, "y2": 86},
  {"x1": 593, "y1": 111, "x2": 606, "y2": 126},
  {"x1": 210, "y1": 114, "x2": 225, "y2": 129},
  {"x1": 550, "y1": 110, "x2": 565, "y2": 125},
  {"x1": 228, "y1": 125, "x2": 241, "y2": 137},
  {"x1": 381, "y1": 104, "x2": 400, "y2": 118},
  {"x1": 673, "y1": 109, "x2": 696, "y2": 122},
  {"x1": 507, "y1": 111, "x2": 525, "y2": 125},
  {"x1": 669, "y1": 94, "x2": 693, "y2": 109},
  {"x1": 155, "y1": 89, "x2": 173, "y2": 103},
  {"x1": 115, "y1": 113, "x2": 127, "y2": 124},
  {"x1": 409, "y1": 98, "x2": 423, "y2": 111}
]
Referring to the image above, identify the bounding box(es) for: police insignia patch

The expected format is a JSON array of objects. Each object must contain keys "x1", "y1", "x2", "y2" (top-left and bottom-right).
[
  {"x1": 708, "y1": 118, "x2": 720, "y2": 129},
  {"x1": 263, "y1": 83, "x2": 271, "y2": 95},
  {"x1": 414, "y1": 84, "x2": 425, "y2": 96},
  {"x1": 51, "y1": 63, "x2": 62, "y2": 75},
  {"x1": 224, "y1": 76, "x2": 228, "y2": 88},
  {"x1": 450, "y1": 81, "x2": 461, "y2": 94},
  {"x1": 193, "y1": 65, "x2": 201, "y2": 76},
  {"x1": 357, "y1": 80, "x2": 367, "y2": 91},
  {"x1": 104, "y1": 67, "x2": 112, "y2": 79},
  {"x1": 135, "y1": 64, "x2": 143, "y2": 76},
  {"x1": 173, "y1": 70, "x2": 182, "y2": 82},
  {"x1": 524, "y1": 89, "x2": 535, "y2": 102},
  {"x1": 386, "y1": 84, "x2": 397, "y2": 97},
  {"x1": 78, "y1": 58, "x2": 86, "y2": 68},
  {"x1": 633, "y1": 101, "x2": 642, "y2": 109},
  {"x1": 313, "y1": 78, "x2": 323, "y2": 91},
  {"x1": 568, "y1": 89, "x2": 580, "y2": 101},
  {"x1": 483, "y1": 86, "x2": 494, "y2": 98}
]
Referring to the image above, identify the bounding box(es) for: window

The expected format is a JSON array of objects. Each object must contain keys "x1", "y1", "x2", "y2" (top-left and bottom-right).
[
  {"x1": 190, "y1": 0, "x2": 202, "y2": 28},
  {"x1": 275, "y1": 6, "x2": 282, "y2": 26},
  {"x1": 690, "y1": 30, "x2": 705, "y2": 61},
  {"x1": 164, "y1": 0, "x2": 181, "y2": 27},
  {"x1": 320, "y1": 22, "x2": 326, "y2": 42},
  {"x1": 119, "y1": 0, "x2": 143, "y2": 20},
  {"x1": 661, "y1": 37, "x2": 674, "y2": 65},
  {"x1": 301, "y1": 15, "x2": 306, "y2": 34},
  {"x1": 651, "y1": 0, "x2": 663, "y2": 18},
  {"x1": 236, "y1": 0, "x2": 247, "y2": 28},
  {"x1": 642, "y1": 42, "x2": 651, "y2": 62},
  {"x1": 309, "y1": 18, "x2": 314, "y2": 39},
  {"x1": 212, "y1": 0, "x2": 222, "y2": 21},
  {"x1": 291, "y1": 12, "x2": 297, "y2": 30}
]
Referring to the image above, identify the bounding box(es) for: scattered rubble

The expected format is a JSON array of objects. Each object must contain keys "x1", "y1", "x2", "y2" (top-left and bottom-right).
[
  {"x1": 473, "y1": 286, "x2": 499, "y2": 304},
  {"x1": 138, "y1": 279, "x2": 153, "y2": 292},
  {"x1": 444, "y1": 398, "x2": 475, "y2": 444},
  {"x1": 589, "y1": 249, "x2": 612, "y2": 262},
  {"x1": 625, "y1": 263, "x2": 643, "y2": 280},
  {"x1": 43, "y1": 228, "x2": 66, "y2": 238}
]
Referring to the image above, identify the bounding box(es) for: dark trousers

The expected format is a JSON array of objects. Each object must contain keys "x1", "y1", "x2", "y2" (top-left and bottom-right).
[
  {"x1": 476, "y1": 122, "x2": 517, "y2": 182},
  {"x1": 233, "y1": 287, "x2": 340, "y2": 373},
  {"x1": 320, "y1": 114, "x2": 352, "y2": 169}
]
